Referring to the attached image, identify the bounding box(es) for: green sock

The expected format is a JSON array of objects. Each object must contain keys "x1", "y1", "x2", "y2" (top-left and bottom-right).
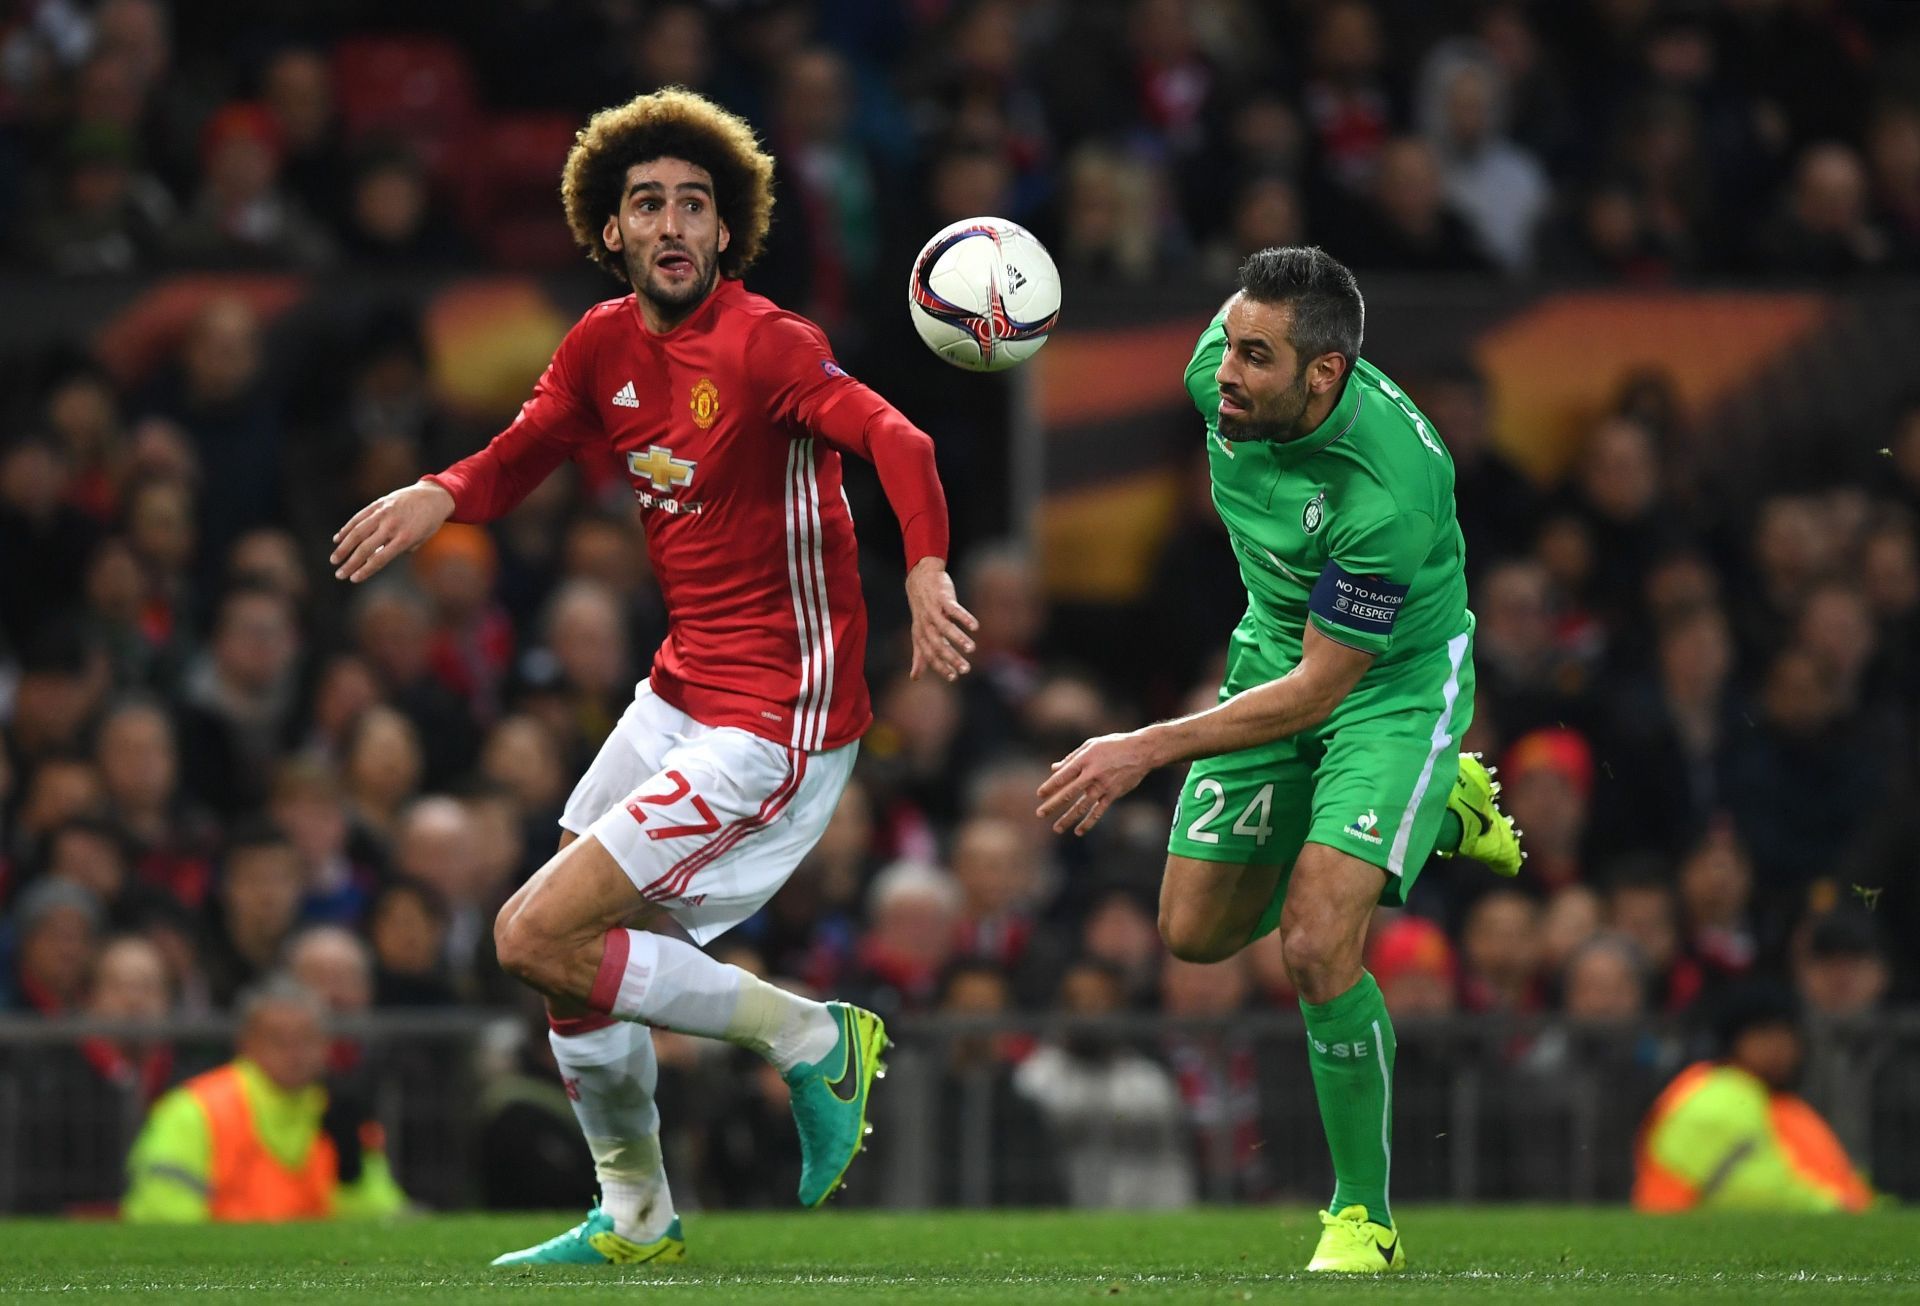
[
  {"x1": 1438, "y1": 809, "x2": 1463, "y2": 853},
  {"x1": 1300, "y1": 971, "x2": 1396, "y2": 1226}
]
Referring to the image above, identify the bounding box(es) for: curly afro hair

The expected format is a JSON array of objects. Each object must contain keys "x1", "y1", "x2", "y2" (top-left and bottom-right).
[{"x1": 561, "y1": 88, "x2": 775, "y2": 285}]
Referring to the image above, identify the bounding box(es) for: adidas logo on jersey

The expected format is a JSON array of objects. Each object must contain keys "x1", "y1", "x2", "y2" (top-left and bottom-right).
[{"x1": 612, "y1": 381, "x2": 639, "y2": 408}]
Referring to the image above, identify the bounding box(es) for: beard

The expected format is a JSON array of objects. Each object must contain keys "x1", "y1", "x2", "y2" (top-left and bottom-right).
[
  {"x1": 1217, "y1": 367, "x2": 1312, "y2": 444},
  {"x1": 626, "y1": 240, "x2": 720, "y2": 320}
]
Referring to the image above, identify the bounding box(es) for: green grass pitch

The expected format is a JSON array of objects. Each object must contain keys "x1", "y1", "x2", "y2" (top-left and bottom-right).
[{"x1": 3, "y1": 1208, "x2": 1917, "y2": 1303}]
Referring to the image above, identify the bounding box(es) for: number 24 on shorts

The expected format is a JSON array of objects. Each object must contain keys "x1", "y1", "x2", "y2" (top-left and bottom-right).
[{"x1": 1185, "y1": 779, "x2": 1275, "y2": 846}]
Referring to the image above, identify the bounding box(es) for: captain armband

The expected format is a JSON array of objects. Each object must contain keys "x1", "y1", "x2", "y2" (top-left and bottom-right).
[{"x1": 1308, "y1": 564, "x2": 1410, "y2": 639}]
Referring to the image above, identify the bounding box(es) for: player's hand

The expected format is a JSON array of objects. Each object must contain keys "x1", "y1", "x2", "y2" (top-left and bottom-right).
[
  {"x1": 330, "y1": 481, "x2": 455, "y2": 583},
  {"x1": 1036, "y1": 730, "x2": 1161, "y2": 836},
  {"x1": 905, "y1": 557, "x2": 978, "y2": 683}
]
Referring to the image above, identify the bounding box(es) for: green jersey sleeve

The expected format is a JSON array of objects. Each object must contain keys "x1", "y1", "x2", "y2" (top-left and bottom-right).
[
  {"x1": 1307, "y1": 509, "x2": 1438, "y2": 655},
  {"x1": 1184, "y1": 312, "x2": 1228, "y2": 429}
]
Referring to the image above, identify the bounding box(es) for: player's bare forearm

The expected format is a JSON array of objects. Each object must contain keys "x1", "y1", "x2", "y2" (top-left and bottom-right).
[
  {"x1": 1036, "y1": 624, "x2": 1372, "y2": 835},
  {"x1": 1136, "y1": 645, "x2": 1367, "y2": 764},
  {"x1": 905, "y1": 557, "x2": 978, "y2": 682},
  {"x1": 329, "y1": 481, "x2": 455, "y2": 583}
]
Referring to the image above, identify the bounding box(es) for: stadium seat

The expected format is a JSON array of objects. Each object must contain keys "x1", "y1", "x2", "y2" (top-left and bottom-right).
[
  {"x1": 331, "y1": 35, "x2": 479, "y2": 179},
  {"x1": 463, "y1": 112, "x2": 583, "y2": 269}
]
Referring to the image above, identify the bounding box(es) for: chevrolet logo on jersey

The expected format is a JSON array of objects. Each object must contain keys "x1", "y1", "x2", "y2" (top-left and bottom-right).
[{"x1": 629, "y1": 445, "x2": 696, "y2": 491}]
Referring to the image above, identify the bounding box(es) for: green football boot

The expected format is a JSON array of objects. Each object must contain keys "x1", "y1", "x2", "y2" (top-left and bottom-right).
[
  {"x1": 1306, "y1": 1205, "x2": 1406, "y2": 1273},
  {"x1": 489, "y1": 1205, "x2": 686, "y2": 1266},
  {"x1": 1439, "y1": 751, "x2": 1524, "y2": 876},
  {"x1": 783, "y1": 1001, "x2": 889, "y2": 1208}
]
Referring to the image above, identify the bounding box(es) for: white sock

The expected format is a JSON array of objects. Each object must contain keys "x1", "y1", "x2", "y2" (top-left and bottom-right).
[
  {"x1": 548, "y1": 1020, "x2": 676, "y2": 1242},
  {"x1": 599, "y1": 929, "x2": 840, "y2": 1072}
]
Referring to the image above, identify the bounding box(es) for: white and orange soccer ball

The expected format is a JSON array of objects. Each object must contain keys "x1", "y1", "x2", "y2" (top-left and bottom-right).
[{"x1": 907, "y1": 216, "x2": 1061, "y2": 372}]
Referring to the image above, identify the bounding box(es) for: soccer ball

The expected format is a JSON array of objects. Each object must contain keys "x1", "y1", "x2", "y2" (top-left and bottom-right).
[{"x1": 908, "y1": 217, "x2": 1061, "y2": 372}]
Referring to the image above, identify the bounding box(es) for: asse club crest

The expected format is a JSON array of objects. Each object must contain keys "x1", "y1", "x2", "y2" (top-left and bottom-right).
[{"x1": 1302, "y1": 489, "x2": 1326, "y2": 534}]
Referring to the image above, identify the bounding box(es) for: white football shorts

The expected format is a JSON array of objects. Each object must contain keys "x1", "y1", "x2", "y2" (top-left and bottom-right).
[{"x1": 559, "y1": 680, "x2": 858, "y2": 945}]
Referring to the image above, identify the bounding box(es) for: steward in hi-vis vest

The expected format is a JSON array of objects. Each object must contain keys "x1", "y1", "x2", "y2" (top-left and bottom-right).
[{"x1": 122, "y1": 980, "x2": 406, "y2": 1222}]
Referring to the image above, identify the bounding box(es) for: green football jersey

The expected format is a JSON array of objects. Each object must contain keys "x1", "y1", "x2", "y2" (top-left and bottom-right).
[{"x1": 1184, "y1": 306, "x2": 1471, "y2": 713}]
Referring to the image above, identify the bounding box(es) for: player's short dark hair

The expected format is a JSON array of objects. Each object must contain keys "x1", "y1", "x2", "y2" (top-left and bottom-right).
[
  {"x1": 1236, "y1": 245, "x2": 1365, "y2": 372},
  {"x1": 561, "y1": 87, "x2": 775, "y2": 285}
]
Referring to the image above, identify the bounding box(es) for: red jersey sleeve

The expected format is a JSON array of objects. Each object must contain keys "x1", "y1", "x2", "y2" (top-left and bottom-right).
[
  {"x1": 423, "y1": 312, "x2": 604, "y2": 523},
  {"x1": 754, "y1": 312, "x2": 950, "y2": 569}
]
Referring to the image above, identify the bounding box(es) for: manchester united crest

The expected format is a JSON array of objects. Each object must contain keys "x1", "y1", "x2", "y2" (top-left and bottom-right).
[{"x1": 689, "y1": 377, "x2": 720, "y2": 429}]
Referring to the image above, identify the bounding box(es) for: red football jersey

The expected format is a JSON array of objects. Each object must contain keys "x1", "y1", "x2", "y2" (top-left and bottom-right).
[{"x1": 426, "y1": 278, "x2": 949, "y2": 752}]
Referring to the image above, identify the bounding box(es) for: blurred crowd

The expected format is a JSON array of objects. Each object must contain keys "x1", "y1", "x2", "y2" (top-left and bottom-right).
[
  {"x1": 1, "y1": 0, "x2": 1918, "y2": 1214},
  {"x1": 2, "y1": 0, "x2": 1920, "y2": 300}
]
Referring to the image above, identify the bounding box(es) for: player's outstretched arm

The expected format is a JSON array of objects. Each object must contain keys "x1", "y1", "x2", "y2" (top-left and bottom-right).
[
  {"x1": 905, "y1": 556, "x2": 978, "y2": 683},
  {"x1": 329, "y1": 481, "x2": 455, "y2": 583},
  {"x1": 1037, "y1": 624, "x2": 1373, "y2": 836}
]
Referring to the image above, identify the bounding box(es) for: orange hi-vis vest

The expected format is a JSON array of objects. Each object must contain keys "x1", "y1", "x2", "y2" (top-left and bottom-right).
[
  {"x1": 185, "y1": 1063, "x2": 337, "y2": 1221},
  {"x1": 1632, "y1": 1061, "x2": 1872, "y2": 1213}
]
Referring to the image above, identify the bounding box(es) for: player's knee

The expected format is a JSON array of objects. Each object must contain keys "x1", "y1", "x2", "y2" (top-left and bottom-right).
[
  {"x1": 1159, "y1": 903, "x2": 1241, "y2": 964},
  {"x1": 1279, "y1": 922, "x2": 1357, "y2": 1000}
]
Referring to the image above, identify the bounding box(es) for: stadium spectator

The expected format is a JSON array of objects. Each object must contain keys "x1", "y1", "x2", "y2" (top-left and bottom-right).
[
  {"x1": 1056, "y1": 145, "x2": 1169, "y2": 286},
  {"x1": 926, "y1": 959, "x2": 1065, "y2": 1206},
  {"x1": 366, "y1": 879, "x2": 456, "y2": 1008},
  {"x1": 1593, "y1": 607, "x2": 1742, "y2": 860},
  {"x1": 1756, "y1": 142, "x2": 1889, "y2": 277},
  {"x1": 1633, "y1": 985, "x2": 1871, "y2": 1213},
  {"x1": 390, "y1": 796, "x2": 488, "y2": 992},
  {"x1": 3, "y1": 877, "x2": 103, "y2": 1015},
  {"x1": 95, "y1": 697, "x2": 216, "y2": 907},
  {"x1": 1560, "y1": 935, "x2": 1649, "y2": 1022},
  {"x1": 350, "y1": 583, "x2": 480, "y2": 789},
  {"x1": 1456, "y1": 888, "x2": 1541, "y2": 1014},
  {"x1": 479, "y1": 714, "x2": 569, "y2": 836},
  {"x1": 1412, "y1": 365, "x2": 1539, "y2": 569},
  {"x1": 341, "y1": 144, "x2": 463, "y2": 268},
  {"x1": 1160, "y1": 951, "x2": 1270, "y2": 1198},
  {"x1": 39, "y1": 816, "x2": 158, "y2": 931},
  {"x1": 1300, "y1": 0, "x2": 1394, "y2": 198},
  {"x1": 1499, "y1": 728, "x2": 1594, "y2": 892},
  {"x1": 1014, "y1": 958, "x2": 1194, "y2": 1209},
  {"x1": 259, "y1": 46, "x2": 346, "y2": 228},
  {"x1": 122, "y1": 977, "x2": 408, "y2": 1221},
  {"x1": 176, "y1": 583, "x2": 302, "y2": 817},
  {"x1": 1415, "y1": 44, "x2": 1550, "y2": 271},
  {"x1": 285, "y1": 925, "x2": 374, "y2": 1018},
  {"x1": 1603, "y1": 857, "x2": 1702, "y2": 1014},
  {"x1": 18, "y1": 121, "x2": 175, "y2": 276},
  {"x1": 759, "y1": 46, "x2": 880, "y2": 334},
  {"x1": 141, "y1": 298, "x2": 281, "y2": 574},
  {"x1": 13, "y1": 752, "x2": 106, "y2": 855},
  {"x1": 1473, "y1": 559, "x2": 1582, "y2": 738},
  {"x1": 1675, "y1": 826, "x2": 1758, "y2": 985},
  {"x1": 340, "y1": 705, "x2": 425, "y2": 845},
  {"x1": 413, "y1": 524, "x2": 513, "y2": 723},
  {"x1": 1366, "y1": 914, "x2": 1457, "y2": 1018},
  {"x1": 1538, "y1": 884, "x2": 1604, "y2": 980},
  {"x1": 1792, "y1": 910, "x2": 1892, "y2": 1020},
  {"x1": 201, "y1": 824, "x2": 304, "y2": 1007},
  {"x1": 82, "y1": 934, "x2": 176, "y2": 1100},
  {"x1": 0, "y1": 439, "x2": 99, "y2": 649},
  {"x1": 1867, "y1": 104, "x2": 1920, "y2": 267},
  {"x1": 1343, "y1": 136, "x2": 1495, "y2": 272},
  {"x1": 270, "y1": 759, "x2": 379, "y2": 926},
  {"x1": 1073, "y1": 888, "x2": 1163, "y2": 1011},
  {"x1": 1725, "y1": 646, "x2": 1887, "y2": 914},
  {"x1": 849, "y1": 858, "x2": 962, "y2": 1017},
  {"x1": 167, "y1": 102, "x2": 335, "y2": 269}
]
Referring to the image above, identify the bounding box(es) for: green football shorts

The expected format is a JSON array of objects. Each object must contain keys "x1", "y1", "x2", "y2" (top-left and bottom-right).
[{"x1": 1166, "y1": 624, "x2": 1474, "y2": 935}]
